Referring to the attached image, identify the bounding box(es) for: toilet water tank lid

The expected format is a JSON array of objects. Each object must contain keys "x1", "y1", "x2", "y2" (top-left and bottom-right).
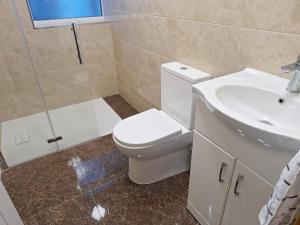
[
  {"x1": 113, "y1": 109, "x2": 182, "y2": 148},
  {"x1": 161, "y1": 62, "x2": 211, "y2": 84}
]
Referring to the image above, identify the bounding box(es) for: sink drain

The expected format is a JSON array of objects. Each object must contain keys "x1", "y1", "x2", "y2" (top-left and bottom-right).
[
  {"x1": 278, "y1": 98, "x2": 285, "y2": 105},
  {"x1": 258, "y1": 119, "x2": 274, "y2": 126}
]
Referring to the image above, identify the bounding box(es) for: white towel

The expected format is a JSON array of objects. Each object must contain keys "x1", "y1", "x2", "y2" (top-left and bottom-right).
[{"x1": 259, "y1": 150, "x2": 300, "y2": 225}]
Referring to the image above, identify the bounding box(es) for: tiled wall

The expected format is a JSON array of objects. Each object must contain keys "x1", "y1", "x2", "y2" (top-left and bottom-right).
[
  {"x1": 0, "y1": 0, "x2": 118, "y2": 121},
  {"x1": 106, "y1": 0, "x2": 300, "y2": 111},
  {"x1": 0, "y1": 0, "x2": 45, "y2": 121},
  {"x1": 2, "y1": 0, "x2": 300, "y2": 120}
]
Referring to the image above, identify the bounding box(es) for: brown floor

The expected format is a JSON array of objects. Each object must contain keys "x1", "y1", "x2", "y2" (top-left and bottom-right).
[{"x1": 1, "y1": 95, "x2": 199, "y2": 225}]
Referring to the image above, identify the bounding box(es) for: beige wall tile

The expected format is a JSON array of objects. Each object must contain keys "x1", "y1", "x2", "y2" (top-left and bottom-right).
[
  {"x1": 107, "y1": 0, "x2": 300, "y2": 34},
  {"x1": 2, "y1": 0, "x2": 300, "y2": 122},
  {"x1": 109, "y1": 0, "x2": 300, "y2": 112},
  {"x1": 0, "y1": 0, "x2": 118, "y2": 121}
]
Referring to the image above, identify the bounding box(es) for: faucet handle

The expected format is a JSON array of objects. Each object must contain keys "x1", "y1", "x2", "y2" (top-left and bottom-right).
[
  {"x1": 281, "y1": 64, "x2": 296, "y2": 73},
  {"x1": 281, "y1": 54, "x2": 300, "y2": 73}
]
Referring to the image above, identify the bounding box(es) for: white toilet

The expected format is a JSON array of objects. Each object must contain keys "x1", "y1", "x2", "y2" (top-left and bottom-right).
[{"x1": 113, "y1": 62, "x2": 211, "y2": 184}]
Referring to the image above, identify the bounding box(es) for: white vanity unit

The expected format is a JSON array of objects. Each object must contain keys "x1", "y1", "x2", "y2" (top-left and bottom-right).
[{"x1": 187, "y1": 69, "x2": 297, "y2": 225}]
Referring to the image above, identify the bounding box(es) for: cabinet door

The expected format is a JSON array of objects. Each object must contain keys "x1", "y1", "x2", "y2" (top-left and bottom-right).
[
  {"x1": 221, "y1": 161, "x2": 273, "y2": 225},
  {"x1": 188, "y1": 131, "x2": 236, "y2": 225}
]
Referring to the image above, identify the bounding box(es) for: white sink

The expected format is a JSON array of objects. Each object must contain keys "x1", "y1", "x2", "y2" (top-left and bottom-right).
[{"x1": 193, "y1": 68, "x2": 300, "y2": 152}]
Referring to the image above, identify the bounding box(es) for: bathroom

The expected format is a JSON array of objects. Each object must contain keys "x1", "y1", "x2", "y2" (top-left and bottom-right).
[{"x1": 0, "y1": 0, "x2": 300, "y2": 224}]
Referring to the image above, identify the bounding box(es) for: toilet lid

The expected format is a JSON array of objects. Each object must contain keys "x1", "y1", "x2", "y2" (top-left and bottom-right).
[{"x1": 113, "y1": 109, "x2": 182, "y2": 148}]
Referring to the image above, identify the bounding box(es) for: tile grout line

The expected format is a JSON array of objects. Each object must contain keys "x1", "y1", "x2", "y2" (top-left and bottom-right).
[{"x1": 107, "y1": 9, "x2": 300, "y2": 37}]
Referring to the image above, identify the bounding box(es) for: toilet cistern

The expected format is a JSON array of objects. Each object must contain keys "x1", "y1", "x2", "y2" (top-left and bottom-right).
[{"x1": 281, "y1": 54, "x2": 300, "y2": 94}]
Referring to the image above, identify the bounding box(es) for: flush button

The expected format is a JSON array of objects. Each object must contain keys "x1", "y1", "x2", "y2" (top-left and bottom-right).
[{"x1": 180, "y1": 66, "x2": 188, "y2": 70}]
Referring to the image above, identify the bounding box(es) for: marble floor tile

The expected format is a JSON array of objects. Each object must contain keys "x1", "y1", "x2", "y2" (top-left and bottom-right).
[
  {"x1": 88, "y1": 173, "x2": 199, "y2": 225},
  {"x1": 74, "y1": 148, "x2": 128, "y2": 193},
  {"x1": 23, "y1": 173, "x2": 198, "y2": 225},
  {"x1": 104, "y1": 95, "x2": 138, "y2": 119},
  {"x1": 23, "y1": 196, "x2": 99, "y2": 225},
  {"x1": 1, "y1": 134, "x2": 128, "y2": 220}
]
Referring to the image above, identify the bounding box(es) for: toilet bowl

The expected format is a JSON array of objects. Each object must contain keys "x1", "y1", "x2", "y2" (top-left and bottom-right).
[
  {"x1": 113, "y1": 109, "x2": 193, "y2": 184},
  {"x1": 113, "y1": 62, "x2": 211, "y2": 184}
]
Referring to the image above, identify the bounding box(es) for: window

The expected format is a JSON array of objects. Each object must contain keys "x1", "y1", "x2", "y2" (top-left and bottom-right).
[{"x1": 27, "y1": 0, "x2": 104, "y2": 28}]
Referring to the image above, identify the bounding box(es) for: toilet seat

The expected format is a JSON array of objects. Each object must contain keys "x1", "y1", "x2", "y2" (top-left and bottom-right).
[{"x1": 113, "y1": 109, "x2": 182, "y2": 148}]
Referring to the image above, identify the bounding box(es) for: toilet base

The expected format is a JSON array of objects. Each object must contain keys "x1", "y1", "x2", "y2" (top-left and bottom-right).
[{"x1": 128, "y1": 146, "x2": 191, "y2": 184}]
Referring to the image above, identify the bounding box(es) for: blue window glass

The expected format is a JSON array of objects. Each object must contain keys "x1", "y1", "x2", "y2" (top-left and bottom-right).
[{"x1": 27, "y1": 0, "x2": 102, "y2": 21}]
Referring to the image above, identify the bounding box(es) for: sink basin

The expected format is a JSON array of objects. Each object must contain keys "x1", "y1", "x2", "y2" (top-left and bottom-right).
[{"x1": 193, "y1": 68, "x2": 300, "y2": 152}]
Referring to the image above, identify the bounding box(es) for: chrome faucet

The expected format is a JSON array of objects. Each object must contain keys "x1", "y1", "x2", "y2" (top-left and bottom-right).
[{"x1": 281, "y1": 55, "x2": 300, "y2": 93}]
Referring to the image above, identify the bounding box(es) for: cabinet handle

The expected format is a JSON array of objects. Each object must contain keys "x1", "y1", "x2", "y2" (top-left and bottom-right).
[
  {"x1": 219, "y1": 162, "x2": 227, "y2": 183},
  {"x1": 233, "y1": 174, "x2": 244, "y2": 196}
]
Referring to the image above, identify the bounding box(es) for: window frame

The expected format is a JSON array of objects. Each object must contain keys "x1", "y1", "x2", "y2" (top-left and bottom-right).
[{"x1": 26, "y1": 0, "x2": 105, "y2": 29}]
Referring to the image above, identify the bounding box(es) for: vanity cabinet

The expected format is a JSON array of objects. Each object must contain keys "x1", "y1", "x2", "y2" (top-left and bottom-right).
[
  {"x1": 188, "y1": 131, "x2": 273, "y2": 225},
  {"x1": 221, "y1": 161, "x2": 273, "y2": 225},
  {"x1": 188, "y1": 131, "x2": 236, "y2": 225}
]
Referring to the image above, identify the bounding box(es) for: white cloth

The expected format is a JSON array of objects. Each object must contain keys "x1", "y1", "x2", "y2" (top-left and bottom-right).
[{"x1": 259, "y1": 150, "x2": 300, "y2": 225}]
